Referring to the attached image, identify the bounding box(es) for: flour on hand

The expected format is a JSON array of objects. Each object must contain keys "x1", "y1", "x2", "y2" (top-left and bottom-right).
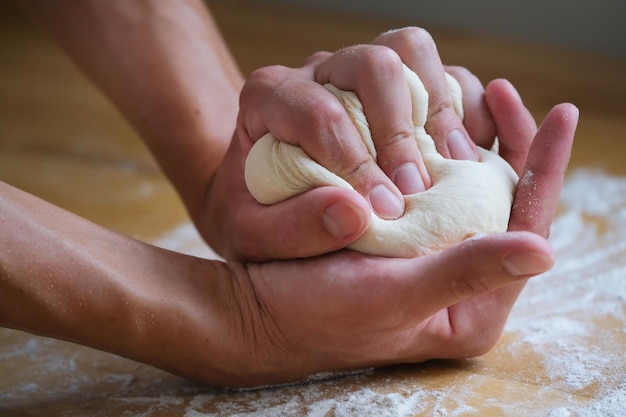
[{"x1": 244, "y1": 65, "x2": 518, "y2": 257}]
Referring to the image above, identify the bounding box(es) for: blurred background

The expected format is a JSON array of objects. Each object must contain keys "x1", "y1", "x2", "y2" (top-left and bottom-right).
[
  {"x1": 256, "y1": 0, "x2": 626, "y2": 58},
  {"x1": 1, "y1": 1, "x2": 626, "y2": 415}
]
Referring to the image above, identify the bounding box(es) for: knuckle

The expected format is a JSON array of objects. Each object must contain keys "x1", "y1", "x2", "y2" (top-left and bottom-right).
[
  {"x1": 353, "y1": 46, "x2": 403, "y2": 83},
  {"x1": 428, "y1": 99, "x2": 457, "y2": 120},
  {"x1": 301, "y1": 94, "x2": 380, "y2": 183},
  {"x1": 241, "y1": 65, "x2": 289, "y2": 100},
  {"x1": 247, "y1": 64, "x2": 287, "y2": 82},
  {"x1": 341, "y1": 155, "x2": 377, "y2": 183},
  {"x1": 306, "y1": 94, "x2": 347, "y2": 132},
  {"x1": 374, "y1": 130, "x2": 417, "y2": 169},
  {"x1": 447, "y1": 65, "x2": 482, "y2": 87},
  {"x1": 380, "y1": 129, "x2": 415, "y2": 149},
  {"x1": 397, "y1": 26, "x2": 437, "y2": 53},
  {"x1": 446, "y1": 65, "x2": 470, "y2": 77},
  {"x1": 305, "y1": 50, "x2": 332, "y2": 66}
]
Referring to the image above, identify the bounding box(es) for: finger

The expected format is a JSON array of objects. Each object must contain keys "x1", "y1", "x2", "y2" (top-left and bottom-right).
[
  {"x1": 207, "y1": 136, "x2": 372, "y2": 261},
  {"x1": 240, "y1": 186, "x2": 371, "y2": 261},
  {"x1": 439, "y1": 102, "x2": 578, "y2": 352},
  {"x1": 350, "y1": 231, "x2": 553, "y2": 360},
  {"x1": 445, "y1": 65, "x2": 496, "y2": 149},
  {"x1": 485, "y1": 79, "x2": 537, "y2": 174},
  {"x1": 438, "y1": 102, "x2": 578, "y2": 352},
  {"x1": 262, "y1": 230, "x2": 550, "y2": 326},
  {"x1": 508, "y1": 103, "x2": 579, "y2": 237},
  {"x1": 314, "y1": 45, "x2": 431, "y2": 195},
  {"x1": 398, "y1": 231, "x2": 554, "y2": 359},
  {"x1": 405, "y1": 232, "x2": 554, "y2": 314},
  {"x1": 241, "y1": 64, "x2": 405, "y2": 220},
  {"x1": 373, "y1": 27, "x2": 479, "y2": 161}
]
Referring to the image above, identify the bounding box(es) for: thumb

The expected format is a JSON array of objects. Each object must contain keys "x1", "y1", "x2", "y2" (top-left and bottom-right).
[
  {"x1": 246, "y1": 186, "x2": 370, "y2": 260},
  {"x1": 409, "y1": 231, "x2": 554, "y2": 313}
]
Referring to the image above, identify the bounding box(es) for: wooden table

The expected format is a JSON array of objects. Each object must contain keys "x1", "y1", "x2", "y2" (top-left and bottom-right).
[{"x1": 2, "y1": 1, "x2": 625, "y2": 415}]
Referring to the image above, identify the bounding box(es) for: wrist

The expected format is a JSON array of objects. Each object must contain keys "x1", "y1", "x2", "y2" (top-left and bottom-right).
[
  {"x1": 126, "y1": 259, "x2": 268, "y2": 386},
  {"x1": 0, "y1": 182, "x2": 242, "y2": 385}
]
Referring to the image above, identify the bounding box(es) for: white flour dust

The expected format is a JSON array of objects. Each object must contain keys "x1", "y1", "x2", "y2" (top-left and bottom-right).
[
  {"x1": 184, "y1": 385, "x2": 436, "y2": 417},
  {"x1": 1, "y1": 168, "x2": 625, "y2": 417},
  {"x1": 157, "y1": 168, "x2": 626, "y2": 416},
  {"x1": 503, "y1": 169, "x2": 626, "y2": 415}
]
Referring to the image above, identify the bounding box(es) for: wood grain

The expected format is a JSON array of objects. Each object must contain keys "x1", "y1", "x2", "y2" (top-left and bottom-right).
[{"x1": 1, "y1": 1, "x2": 625, "y2": 415}]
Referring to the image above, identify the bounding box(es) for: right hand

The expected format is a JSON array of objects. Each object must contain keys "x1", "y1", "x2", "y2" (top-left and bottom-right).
[
  {"x1": 5, "y1": 81, "x2": 574, "y2": 388},
  {"x1": 201, "y1": 27, "x2": 494, "y2": 261}
]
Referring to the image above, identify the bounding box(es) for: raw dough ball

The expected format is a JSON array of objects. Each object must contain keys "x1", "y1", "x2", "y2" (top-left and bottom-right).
[{"x1": 244, "y1": 65, "x2": 518, "y2": 258}]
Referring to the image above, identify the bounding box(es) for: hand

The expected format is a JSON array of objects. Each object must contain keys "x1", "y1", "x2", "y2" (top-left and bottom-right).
[
  {"x1": 2, "y1": 82, "x2": 574, "y2": 387},
  {"x1": 201, "y1": 27, "x2": 491, "y2": 261},
  {"x1": 156, "y1": 89, "x2": 578, "y2": 387}
]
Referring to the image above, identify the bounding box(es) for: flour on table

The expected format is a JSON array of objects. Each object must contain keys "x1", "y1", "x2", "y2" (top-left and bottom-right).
[
  {"x1": 504, "y1": 168, "x2": 626, "y2": 415},
  {"x1": 244, "y1": 65, "x2": 518, "y2": 257},
  {"x1": 153, "y1": 168, "x2": 626, "y2": 416},
  {"x1": 3, "y1": 169, "x2": 625, "y2": 417}
]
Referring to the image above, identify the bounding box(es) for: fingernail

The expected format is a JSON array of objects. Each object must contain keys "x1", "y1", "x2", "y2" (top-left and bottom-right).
[
  {"x1": 323, "y1": 201, "x2": 367, "y2": 239},
  {"x1": 447, "y1": 129, "x2": 475, "y2": 160},
  {"x1": 369, "y1": 185, "x2": 404, "y2": 219},
  {"x1": 394, "y1": 163, "x2": 425, "y2": 195},
  {"x1": 503, "y1": 251, "x2": 553, "y2": 277}
]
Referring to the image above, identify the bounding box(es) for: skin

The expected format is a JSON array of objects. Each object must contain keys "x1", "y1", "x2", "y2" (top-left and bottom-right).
[
  {"x1": 4, "y1": 0, "x2": 579, "y2": 388},
  {"x1": 22, "y1": 1, "x2": 482, "y2": 261},
  {"x1": 0, "y1": 85, "x2": 578, "y2": 387},
  {"x1": 210, "y1": 32, "x2": 490, "y2": 260}
]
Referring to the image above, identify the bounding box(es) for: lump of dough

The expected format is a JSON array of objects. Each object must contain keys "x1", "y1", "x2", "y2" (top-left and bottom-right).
[{"x1": 244, "y1": 65, "x2": 518, "y2": 258}]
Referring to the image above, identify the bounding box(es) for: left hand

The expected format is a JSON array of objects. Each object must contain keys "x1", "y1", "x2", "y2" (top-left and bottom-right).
[
  {"x1": 3, "y1": 81, "x2": 572, "y2": 388},
  {"x1": 139, "y1": 84, "x2": 577, "y2": 387},
  {"x1": 225, "y1": 89, "x2": 577, "y2": 386}
]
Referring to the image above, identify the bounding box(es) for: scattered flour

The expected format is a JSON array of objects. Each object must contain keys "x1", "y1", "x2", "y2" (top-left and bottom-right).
[
  {"x1": 574, "y1": 378, "x2": 626, "y2": 417},
  {"x1": 184, "y1": 386, "x2": 434, "y2": 417},
  {"x1": 2, "y1": 168, "x2": 625, "y2": 416},
  {"x1": 504, "y1": 168, "x2": 626, "y2": 414},
  {"x1": 153, "y1": 168, "x2": 626, "y2": 417}
]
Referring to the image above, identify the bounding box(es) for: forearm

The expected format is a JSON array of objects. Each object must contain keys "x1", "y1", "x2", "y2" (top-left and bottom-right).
[
  {"x1": 22, "y1": 0, "x2": 243, "y2": 219},
  {"x1": 0, "y1": 181, "x2": 253, "y2": 384}
]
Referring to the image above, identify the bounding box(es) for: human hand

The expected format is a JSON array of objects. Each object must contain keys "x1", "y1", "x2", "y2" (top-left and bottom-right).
[
  {"x1": 156, "y1": 89, "x2": 578, "y2": 387},
  {"x1": 201, "y1": 27, "x2": 491, "y2": 261},
  {"x1": 0, "y1": 79, "x2": 576, "y2": 388}
]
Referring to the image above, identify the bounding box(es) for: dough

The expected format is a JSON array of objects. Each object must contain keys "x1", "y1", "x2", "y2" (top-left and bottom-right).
[{"x1": 244, "y1": 65, "x2": 518, "y2": 258}]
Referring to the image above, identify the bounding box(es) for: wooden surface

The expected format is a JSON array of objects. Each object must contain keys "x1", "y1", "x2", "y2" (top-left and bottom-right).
[{"x1": 2, "y1": 1, "x2": 626, "y2": 415}]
